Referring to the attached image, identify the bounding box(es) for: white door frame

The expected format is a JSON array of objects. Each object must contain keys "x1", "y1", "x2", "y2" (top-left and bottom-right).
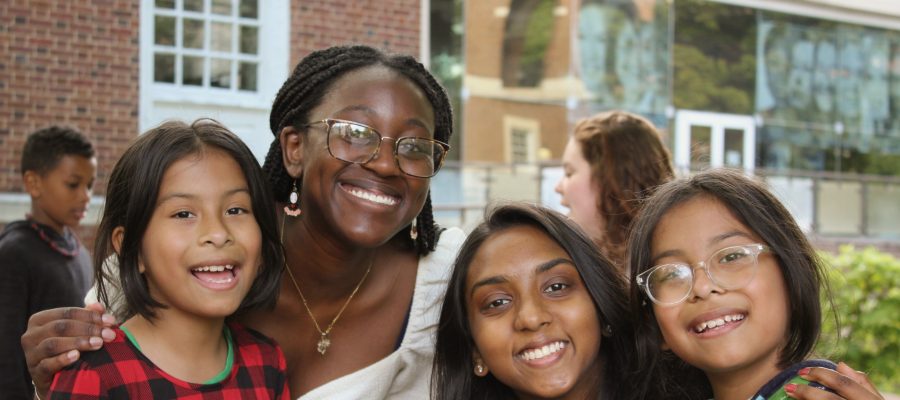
[{"x1": 674, "y1": 110, "x2": 756, "y2": 172}]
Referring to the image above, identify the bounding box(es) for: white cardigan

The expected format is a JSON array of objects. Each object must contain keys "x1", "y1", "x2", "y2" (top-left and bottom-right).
[{"x1": 298, "y1": 227, "x2": 465, "y2": 399}]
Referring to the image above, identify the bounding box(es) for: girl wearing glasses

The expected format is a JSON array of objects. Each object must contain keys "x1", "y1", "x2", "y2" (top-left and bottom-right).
[
  {"x1": 628, "y1": 168, "x2": 884, "y2": 400},
  {"x1": 23, "y1": 45, "x2": 464, "y2": 399},
  {"x1": 432, "y1": 203, "x2": 635, "y2": 400}
]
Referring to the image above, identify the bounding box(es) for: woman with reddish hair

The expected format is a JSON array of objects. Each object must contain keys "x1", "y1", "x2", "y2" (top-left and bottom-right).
[{"x1": 555, "y1": 110, "x2": 673, "y2": 270}]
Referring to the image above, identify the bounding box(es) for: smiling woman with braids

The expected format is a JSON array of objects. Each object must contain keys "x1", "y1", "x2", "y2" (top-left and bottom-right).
[{"x1": 21, "y1": 45, "x2": 465, "y2": 399}]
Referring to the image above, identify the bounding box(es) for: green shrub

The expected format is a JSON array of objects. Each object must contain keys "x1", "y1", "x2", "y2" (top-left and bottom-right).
[{"x1": 817, "y1": 245, "x2": 900, "y2": 393}]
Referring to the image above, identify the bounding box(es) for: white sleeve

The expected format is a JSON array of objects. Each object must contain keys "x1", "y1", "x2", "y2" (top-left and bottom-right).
[{"x1": 83, "y1": 255, "x2": 128, "y2": 322}]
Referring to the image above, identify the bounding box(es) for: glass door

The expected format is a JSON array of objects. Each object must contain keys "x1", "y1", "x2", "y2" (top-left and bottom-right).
[{"x1": 674, "y1": 110, "x2": 756, "y2": 172}]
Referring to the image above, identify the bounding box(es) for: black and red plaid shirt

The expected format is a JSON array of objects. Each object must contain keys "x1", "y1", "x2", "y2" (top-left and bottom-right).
[{"x1": 48, "y1": 322, "x2": 290, "y2": 399}]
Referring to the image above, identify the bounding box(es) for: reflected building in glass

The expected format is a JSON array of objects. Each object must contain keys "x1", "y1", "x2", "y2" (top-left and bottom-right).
[
  {"x1": 449, "y1": 0, "x2": 900, "y2": 240},
  {"x1": 460, "y1": 0, "x2": 900, "y2": 172},
  {"x1": 461, "y1": 0, "x2": 670, "y2": 164}
]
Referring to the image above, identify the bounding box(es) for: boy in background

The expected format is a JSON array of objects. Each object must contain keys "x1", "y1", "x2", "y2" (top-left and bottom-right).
[{"x1": 0, "y1": 126, "x2": 97, "y2": 399}]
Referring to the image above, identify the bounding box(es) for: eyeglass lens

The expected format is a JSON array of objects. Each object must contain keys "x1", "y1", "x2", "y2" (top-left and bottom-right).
[
  {"x1": 327, "y1": 120, "x2": 446, "y2": 177},
  {"x1": 645, "y1": 245, "x2": 760, "y2": 304}
]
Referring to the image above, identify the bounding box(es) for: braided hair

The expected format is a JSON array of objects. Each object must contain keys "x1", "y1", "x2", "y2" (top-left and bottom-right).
[{"x1": 263, "y1": 45, "x2": 453, "y2": 256}]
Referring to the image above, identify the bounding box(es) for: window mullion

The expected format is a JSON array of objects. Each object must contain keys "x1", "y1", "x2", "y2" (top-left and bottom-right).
[
  {"x1": 203, "y1": 0, "x2": 211, "y2": 88},
  {"x1": 174, "y1": 0, "x2": 183, "y2": 86},
  {"x1": 231, "y1": 1, "x2": 238, "y2": 92}
]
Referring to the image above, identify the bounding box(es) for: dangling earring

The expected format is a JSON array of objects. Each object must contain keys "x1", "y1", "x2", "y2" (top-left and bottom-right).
[
  {"x1": 474, "y1": 362, "x2": 485, "y2": 376},
  {"x1": 409, "y1": 220, "x2": 418, "y2": 241},
  {"x1": 284, "y1": 180, "x2": 302, "y2": 217}
]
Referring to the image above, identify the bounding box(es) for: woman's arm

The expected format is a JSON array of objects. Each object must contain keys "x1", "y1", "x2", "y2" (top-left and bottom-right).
[
  {"x1": 21, "y1": 303, "x2": 115, "y2": 399},
  {"x1": 787, "y1": 362, "x2": 885, "y2": 400}
]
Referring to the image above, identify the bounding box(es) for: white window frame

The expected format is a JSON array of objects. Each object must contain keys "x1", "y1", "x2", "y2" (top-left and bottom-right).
[
  {"x1": 674, "y1": 110, "x2": 756, "y2": 173},
  {"x1": 139, "y1": 0, "x2": 289, "y2": 131},
  {"x1": 419, "y1": 0, "x2": 430, "y2": 67}
]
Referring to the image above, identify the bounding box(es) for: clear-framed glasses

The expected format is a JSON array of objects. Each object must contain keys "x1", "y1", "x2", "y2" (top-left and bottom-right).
[
  {"x1": 304, "y1": 118, "x2": 450, "y2": 178},
  {"x1": 636, "y1": 243, "x2": 769, "y2": 306}
]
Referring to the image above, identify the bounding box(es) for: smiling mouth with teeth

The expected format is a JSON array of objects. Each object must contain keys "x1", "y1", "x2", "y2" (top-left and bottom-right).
[
  {"x1": 693, "y1": 314, "x2": 745, "y2": 333},
  {"x1": 518, "y1": 341, "x2": 567, "y2": 361},
  {"x1": 190, "y1": 265, "x2": 236, "y2": 284},
  {"x1": 347, "y1": 187, "x2": 399, "y2": 206}
]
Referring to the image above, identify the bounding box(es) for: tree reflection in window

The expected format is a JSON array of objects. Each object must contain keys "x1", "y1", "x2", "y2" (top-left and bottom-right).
[{"x1": 502, "y1": 0, "x2": 555, "y2": 87}]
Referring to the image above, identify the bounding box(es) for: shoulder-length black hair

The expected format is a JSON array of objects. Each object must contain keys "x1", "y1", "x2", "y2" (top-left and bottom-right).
[
  {"x1": 626, "y1": 168, "x2": 832, "y2": 400},
  {"x1": 93, "y1": 119, "x2": 283, "y2": 321},
  {"x1": 432, "y1": 202, "x2": 635, "y2": 400}
]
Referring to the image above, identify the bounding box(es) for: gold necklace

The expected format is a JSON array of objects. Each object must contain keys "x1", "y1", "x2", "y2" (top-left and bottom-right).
[{"x1": 281, "y1": 213, "x2": 373, "y2": 356}]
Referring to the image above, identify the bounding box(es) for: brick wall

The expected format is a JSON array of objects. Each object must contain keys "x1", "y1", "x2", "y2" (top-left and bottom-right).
[
  {"x1": 0, "y1": 0, "x2": 140, "y2": 196},
  {"x1": 0, "y1": 0, "x2": 140, "y2": 249},
  {"x1": 290, "y1": 0, "x2": 421, "y2": 64}
]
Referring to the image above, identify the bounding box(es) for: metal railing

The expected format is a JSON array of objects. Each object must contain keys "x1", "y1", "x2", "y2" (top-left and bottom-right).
[{"x1": 430, "y1": 161, "x2": 900, "y2": 240}]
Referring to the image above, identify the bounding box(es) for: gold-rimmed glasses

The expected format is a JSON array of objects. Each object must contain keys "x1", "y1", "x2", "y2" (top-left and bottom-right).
[{"x1": 303, "y1": 118, "x2": 450, "y2": 178}]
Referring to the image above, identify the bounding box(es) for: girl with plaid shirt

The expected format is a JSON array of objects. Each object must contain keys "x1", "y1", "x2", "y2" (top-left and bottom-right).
[{"x1": 47, "y1": 120, "x2": 289, "y2": 399}]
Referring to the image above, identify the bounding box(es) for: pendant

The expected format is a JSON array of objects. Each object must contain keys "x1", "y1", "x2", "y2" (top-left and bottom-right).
[{"x1": 316, "y1": 334, "x2": 331, "y2": 355}]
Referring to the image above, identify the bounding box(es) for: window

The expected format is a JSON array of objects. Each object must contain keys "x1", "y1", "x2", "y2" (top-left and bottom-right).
[
  {"x1": 510, "y1": 128, "x2": 532, "y2": 163},
  {"x1": 503, "y1": 116, "x2": 540, "y2": 163},
  {"x1": 152, "y1": 0, "x2": 260, "y2": 92},
  {"x1": 140, "y1": 0, "x2": 288, "y2": 162}
]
